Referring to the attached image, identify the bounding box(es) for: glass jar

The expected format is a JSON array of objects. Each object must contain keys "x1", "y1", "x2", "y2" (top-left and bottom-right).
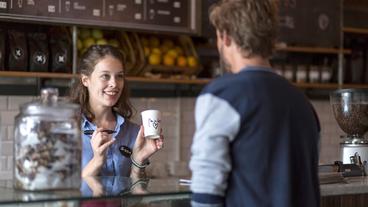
[
  {"x1": 283, "y1": 64, "x2": 294, "y2": 82},
  {"x1": 14, "y1": 88, "x2": 81, "y2": 191},
  {"x1": 296, "y1": 64, "x2": 307, "y2": 83},
  {"x1": 309, "y1": 65, "x2": 321, "y2": 83}
]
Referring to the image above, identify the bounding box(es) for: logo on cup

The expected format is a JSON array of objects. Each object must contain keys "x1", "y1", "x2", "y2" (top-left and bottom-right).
[{"x1": 148, "y1": 118, "x2": 161, "y2": 130}]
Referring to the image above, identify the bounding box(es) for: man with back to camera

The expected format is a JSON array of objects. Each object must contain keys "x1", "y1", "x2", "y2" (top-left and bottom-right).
[{"x1": 189, "y1": 0, "x2": 321, "y2": 206}]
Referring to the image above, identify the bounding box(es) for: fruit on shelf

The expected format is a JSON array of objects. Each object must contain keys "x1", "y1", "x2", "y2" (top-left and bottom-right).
[
  {"x1": 91, "y1": 29, "x2": 103, "y2": 39},
  {"x1": 187, "y1": 56, "x2": 198, "y2": 68},
  {"x1": 141, "y1": 35, "x2": 199, "y2": 68},
  {"x1": 79, "y1": 28, "x2": 91, "y2": 39},
  {"x1": 83, "y1": 37, "x2": 96, "y2": 49},
  {"x1": 149, "y1": 53, "x2": 161, "y2": 65},
  {"x1": 96, "y1": 38, "x2": 108, "y2": 45},
  {"x1": 177, "y1": 56, "x2": 187, "y2": 67},
  {"x1": 107, "y1": 39, "x2": 120, "y2": 48},
  {"x1": 163, "y1": 54, "x2": 175, "y2": 66},
  {"x1": 77, "y1": 28, "x2": 123, "y2": 55}
]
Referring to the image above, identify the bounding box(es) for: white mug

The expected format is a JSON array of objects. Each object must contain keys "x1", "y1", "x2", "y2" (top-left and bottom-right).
[{"x1": 141, "y1": 110, "x2": 162, "y2": 139}]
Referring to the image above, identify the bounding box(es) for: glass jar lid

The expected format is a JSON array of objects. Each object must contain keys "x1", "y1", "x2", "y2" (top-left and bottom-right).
[{"x1": 19, "y1": 88, "x2": 79, "y2": 118}]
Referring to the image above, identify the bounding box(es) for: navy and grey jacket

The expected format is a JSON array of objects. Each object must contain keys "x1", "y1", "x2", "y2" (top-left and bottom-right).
[{"x1": 190, "y1": 66, "x2": 320, "y2": 207}]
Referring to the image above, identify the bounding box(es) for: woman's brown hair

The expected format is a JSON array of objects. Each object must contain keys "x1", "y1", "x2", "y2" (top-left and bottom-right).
[{"x1": 69, "y1": 45, "x2": 134, "y2": 121}]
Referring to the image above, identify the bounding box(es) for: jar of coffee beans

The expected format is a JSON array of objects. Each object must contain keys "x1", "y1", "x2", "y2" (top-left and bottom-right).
[{"x1": 14, "y1": 88, "x2": 81, "y2": 190}]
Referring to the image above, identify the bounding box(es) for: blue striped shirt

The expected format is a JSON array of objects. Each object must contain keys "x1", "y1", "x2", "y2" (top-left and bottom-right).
[{"x1": 81, "y1": 114, "x2": 140, "y2": 176}]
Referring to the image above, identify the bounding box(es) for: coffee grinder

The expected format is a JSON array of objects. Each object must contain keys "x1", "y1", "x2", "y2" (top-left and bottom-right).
[{"x1": 330, "y1": 89, "x2": 368, "y2": 170}]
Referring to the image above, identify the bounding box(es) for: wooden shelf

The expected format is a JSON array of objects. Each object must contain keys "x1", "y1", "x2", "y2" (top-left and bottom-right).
[
  {"x1": 0, "y1": 71, "x2": 77, "y2": 79},
  {"x1": 198, "y1": 44, "x2": 351, "y2": 55},
  {"x1": 340, "y1": 83, "x2": 368, "y2": 89},
  {"x1": 275, "y1": 46, "x2": 351, "y2": 55},
  {"x1": 293, "y1": 82, "x2": 340, "y2": 89},
  {"x1": 343, "y1": 27, "x2": 368, "y2": 35},
  {"x1": 2, "y1": 71, "x2": 367, "y2": 89},
  {"x1": 294, "y1": 82, "x2": 368, "y2": 89},
  {"x1": 0, "y1": 71, "x2": 211, "y2": 85},
  {"x1": 127, "y1": 76, "x2": 211, "y2": 85}
]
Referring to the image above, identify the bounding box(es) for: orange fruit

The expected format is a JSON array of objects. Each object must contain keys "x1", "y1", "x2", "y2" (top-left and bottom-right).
[
  {"x1": 177, "y1": 56, "x2": 187, "y2": 67},
  {"x1": 163, "y1": 54, "x2": 175, "y2": 66},
  {"x1": 143, "y1": 47, "x2": 150, "y2": 57},
  {"x1": 187, "y1": 56, "x2": 198, "y2": 67}
]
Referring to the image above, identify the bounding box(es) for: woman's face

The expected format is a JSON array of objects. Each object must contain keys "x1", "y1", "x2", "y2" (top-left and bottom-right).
[{"x1": 82, "y1": 56, "x2": 125, "y2": 109}]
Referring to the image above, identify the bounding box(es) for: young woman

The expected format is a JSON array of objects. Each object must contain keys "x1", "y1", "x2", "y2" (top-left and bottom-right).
[{"x1": 70, "y1": 45, "x2": 163, "y2": 177}]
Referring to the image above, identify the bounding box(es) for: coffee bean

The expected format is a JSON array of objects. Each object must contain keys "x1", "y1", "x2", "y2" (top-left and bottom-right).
[{"x1": 332, "y1": 103, "x2": 368, "y2": 137}]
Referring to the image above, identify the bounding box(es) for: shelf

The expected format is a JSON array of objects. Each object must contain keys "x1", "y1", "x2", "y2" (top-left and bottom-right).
[
  {"x1": 275, "y1": 46, "x2": 351, "y2": 55},
  {"x1": 294, "y1": 82, "x2": 368, "y2": 89},
  {"x1": 0, "y1": 71, "x2": 77, "y2": 79},
  {"x1": 340, "y1": 83, "x2": 368, "y2": 89},
  {"x1": 198, "y1": 44, "x2": 351, "y2": 55},
  {"x1": 293, "y1": 82, "x2": 340, "y2": 89},
  {"x1": 2, "y1": 71, "x2": 367, "y2": 89},
  {"x1": 343, "y1": 27, "x2": 368, "y2": 35},
  {"x1": 0, "y1": 71, "x2": 211, "y2": 85}
]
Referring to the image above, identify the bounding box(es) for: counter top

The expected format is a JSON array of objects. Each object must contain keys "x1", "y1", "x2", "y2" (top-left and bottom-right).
[
  {"x1": 321, "y1": 176, "x2": 368, "y2": 196},
  {"x1": 0, "y1": 176, "x2": 190, "y2": 205},
  {"x1": 1, "y1": 176, "x2": 368, "y2": 205}
]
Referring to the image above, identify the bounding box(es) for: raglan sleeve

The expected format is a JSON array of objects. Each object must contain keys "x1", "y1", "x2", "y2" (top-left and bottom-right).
[{"x1": 189, "y1": 93, "x2": 241, "y2": 206}]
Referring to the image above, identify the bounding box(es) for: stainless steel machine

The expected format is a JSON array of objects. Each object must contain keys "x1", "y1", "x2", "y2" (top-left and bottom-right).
[{"x1": 330, "y1": 89, "x2": 368, "y2": 167}]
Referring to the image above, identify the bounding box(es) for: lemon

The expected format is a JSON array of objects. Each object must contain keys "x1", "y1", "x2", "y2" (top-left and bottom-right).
[
  {"x1": 108, "y1": 39, "x2": 120, "y2": 47},
  {"x1": 83, "y1": 37, "x2": 96, "y2": 49},
  {"x1": 91, "y1": 29, "x2": 104, "y2": 39},
  {"x1": 79, "y1": 28, "x2": 91, "y2": 39},
  {"x1": 148, "y1": 53, "x2": 161, "y2": 65},
  {"x1": 151, "y1": 47, "x2": 162, "y2": 55},
  {"x1": 187, "y1": 56, "x2": 198, "y2": 68},
  {"x1": 77, "y1": 39, "x2": 83, "y2": 50},
  {"x1": 174, "y1": 46, "x2": 184, "y2": 56},
  {"x1": 166, "y1": 49, "x2": 178, "y2": 59},
  {"x1": 96, "y1": 38, "x2": 108, "y2": 45},
  {"x1": 143, "y1": 47, "x2": 150, "y2": 57},
  {"x1": 163, "y1": 54, "x2": 175, "y2": 66}
]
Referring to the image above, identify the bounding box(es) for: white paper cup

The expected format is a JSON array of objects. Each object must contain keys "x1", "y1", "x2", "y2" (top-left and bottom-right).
[{"x1": 141, "y1": 110, "x2": 162, "y2": 139}]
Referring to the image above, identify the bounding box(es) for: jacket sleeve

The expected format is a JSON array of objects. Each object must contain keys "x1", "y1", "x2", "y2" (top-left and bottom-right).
[{"x1": 189, "y1": 93, "x2": 241, "y2": 205}]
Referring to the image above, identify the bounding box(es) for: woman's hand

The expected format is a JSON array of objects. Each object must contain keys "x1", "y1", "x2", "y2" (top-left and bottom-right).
[
  {"x1": 132, "y1": 125, "x2": 164, "y2": 164},
  {"x1": 82, "y1": 128, "x2": 115, "y2": 177},
  {"x1": 90, "y1": 127, "x2": 116, "y2": 160}
]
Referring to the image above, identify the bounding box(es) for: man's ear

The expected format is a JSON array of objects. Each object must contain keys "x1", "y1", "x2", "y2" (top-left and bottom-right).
[
  {"x1": 81, "y1": 75, "x2": 89, "y2": 87},
  {"x1": 223, "y1": 33, "x2": 232, "y2": 47}
]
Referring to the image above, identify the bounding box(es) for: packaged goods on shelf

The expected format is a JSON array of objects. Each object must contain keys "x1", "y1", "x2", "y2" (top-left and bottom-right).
[
  {"x1": 49, "y1": 27, "x2": 72, "y2": 73},
  {"x1": 8, "y1": 30, "x2": 28, "y2": 71},
  {"x1": 28, "y1": 32, "x2": 49, "y2": 72},
  {"x1": 0, "y1": 29, "x2": 4, "y2": 70}
]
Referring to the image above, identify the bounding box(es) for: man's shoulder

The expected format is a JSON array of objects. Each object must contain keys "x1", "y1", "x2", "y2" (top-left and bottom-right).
[{"x1": 202, "y1": 74, "x2": 242, "y2": 95}]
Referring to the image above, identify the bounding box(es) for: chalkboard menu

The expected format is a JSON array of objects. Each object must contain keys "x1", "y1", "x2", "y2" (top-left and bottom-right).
[
  {"x1": 0, "y1": 0, "x2": 200, "y2": 34},
  {"x1": 278, "y1": 0, "x2": 341, "y2": 48}
]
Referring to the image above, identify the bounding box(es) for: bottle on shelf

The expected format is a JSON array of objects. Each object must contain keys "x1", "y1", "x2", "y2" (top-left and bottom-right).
[
  {"x1": 308, "y1": 65, "x2": 320, "y2": 83},
  {"x1": 320, "y1": 58, "x2": 332, "y2": 83},
  {"x1": 273, "y1": 63, "x2": 284, "y2": 76},
  {"x1": 296, "y1": 64, "x2": 308, "y2": 83},
  {"x1": 283, "y1": 63, "x2": 295, "y2": 82}
]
